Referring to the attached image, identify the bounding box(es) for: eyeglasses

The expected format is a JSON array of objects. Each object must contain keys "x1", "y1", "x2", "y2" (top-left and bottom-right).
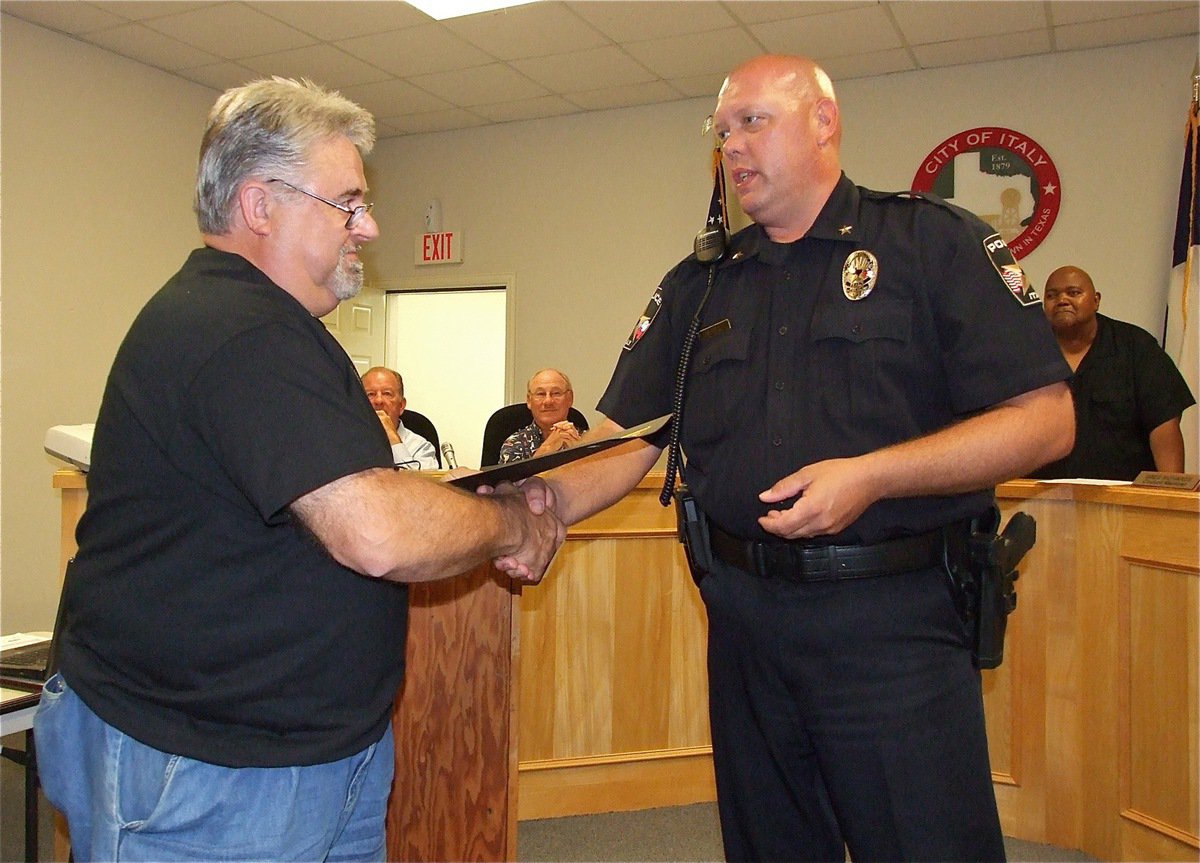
[
  {"x1": 530, "y1": 389, "x2": 569, "y2": 401},
  {"x1": 269, "y1": 178, "x2": 374, "y2": 230}
]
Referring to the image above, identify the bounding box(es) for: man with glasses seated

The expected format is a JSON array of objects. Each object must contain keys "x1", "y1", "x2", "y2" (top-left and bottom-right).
[
  {"x1": 499, "y1": 368, "x2": 581, "y2": 462},
  {"x1": 362, "y1": 366, "x2": 438, "y2": 469}
]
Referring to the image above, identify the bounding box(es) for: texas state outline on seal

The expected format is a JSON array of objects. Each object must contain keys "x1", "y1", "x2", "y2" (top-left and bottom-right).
[{"x1": 911, "y1": 126, "x2": 1061, "y2": 260}]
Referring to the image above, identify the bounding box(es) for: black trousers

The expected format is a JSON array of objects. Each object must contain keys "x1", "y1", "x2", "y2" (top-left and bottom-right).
[{"x1": 698, "y1": 559, "x2": 1005, "y2": 863}]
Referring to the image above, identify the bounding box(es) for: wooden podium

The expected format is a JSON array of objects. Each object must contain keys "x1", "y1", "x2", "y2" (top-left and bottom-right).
[
  {"x1": 52, "y1": 470, "x2": 1200, "y2": 862},
  {"x1": 52, "y1": 470, "x2": 521, "y2": 862}
]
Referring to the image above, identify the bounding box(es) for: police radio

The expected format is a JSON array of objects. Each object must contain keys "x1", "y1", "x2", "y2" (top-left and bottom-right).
[
  {"x1": 661, "y1": 146, "x2": 728, "y2": 508},
  {"x1": 694, "y1": 217, "x2": 726, "y2": 264}
]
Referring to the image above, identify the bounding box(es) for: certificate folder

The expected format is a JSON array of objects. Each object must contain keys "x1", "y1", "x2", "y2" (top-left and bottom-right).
[{"x1": 450, "y1": 414, "x2": 671, "y2": 492}]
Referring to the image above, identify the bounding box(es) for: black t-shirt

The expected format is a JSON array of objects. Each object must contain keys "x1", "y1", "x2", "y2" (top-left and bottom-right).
[
  {"x1": 1031, "y1": 314, "x2": 1196, "y2": 480},
  {"x1": 600, "y1": 175, "x2": 1070, "y2": 543},
  {"x1": 59, "y1": 247, "x2": 406, "y2": 767}
]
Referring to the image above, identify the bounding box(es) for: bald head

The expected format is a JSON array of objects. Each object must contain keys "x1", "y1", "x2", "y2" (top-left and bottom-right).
[
  {"x1": 713, "y1": 54, "x2": 842, "y2": 241},
  {"x1": 1042, "y1": 266, "x2": 1101, "y2": 338},
  {"x1": 526, "y1": 368, "x2": 574, "y2": 433},
  {"x1": 719, "y1": 55, "x2": 838, "y2": 133}
]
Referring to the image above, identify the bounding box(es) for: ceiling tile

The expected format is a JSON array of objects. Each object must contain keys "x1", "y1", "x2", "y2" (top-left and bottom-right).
[
  {"x1": 568, "y1": 0, "x2": 735, "y2": 42},
  {"x1": 1, "y1": 1, "x2": 129, "y2": 34},
  {"x1": 95, "y1": 1, "x2": 218, "y2": 22},
  {"x1": 239, "y1": 43, "x2": 389, "y2": 87},
  {"x1": 566, "y1": 79, "x2": 684, "y2": 110},
  {"x1": 175, "y1": 60, "x2": 262, "y2": 92},
  {"x1": 445, "y1": 2, "x2": 608, "y2": 60},
  {"x1": 84, "y1": 21, "x2": 223, "y2": 70},
  {"x1": 249, "y1": 0, "x2": 427, "y2": 41},
  {"x1": 669, "y1": 71, "x2": 728, "y2": 99},
  {"x1": 914, "y1": 28, "x2": 1052, "y2": 68},
  {"x1": 372, "y1": 117, "x2": 406, "y2": 140},
  {"x1": 623, "y1": 27, "x2": 762, "y2": 80},
  {"x1": 822, "y1": 47, "x2": 917, "y2": 81},
  {"x1": 473, "y1": 94, "x2": 580, "y2": 122},
  {"x1": 1054, "y1": 6, "x2": 1199, "y2": 50},
  {"x1": 751, "y1": 6, "x2": 903, "y2": 57},
  {"x1": 337, "y1": 23, "x2": 493, "y2": 77},
  {"x1": 409, "y1": 62, "x2": 548, "y2": 106},
  {"x1": 888, "y1": 0, "x2": 1047, "y2": 44},
  {"x1": 511, "y1": 45, "x2": 656, "y2": 92},
  {"x1": 385, "y1": 108, "x2": 491, "y2": 135},
  {"x1": 726, "y1": 1, "x2": 875, "y2": 25},
  {"x1": 140, "y1": 4, "x2": 315, "y2": 59},
  {"x1": 338, "y1": 78, "x2": 453, "y2": 117},
  {"x1": 1048, "y1": 0, "x2": 1194, "y2": 25}
]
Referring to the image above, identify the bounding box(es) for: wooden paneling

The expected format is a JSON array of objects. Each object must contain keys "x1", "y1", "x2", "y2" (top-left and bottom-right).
[
  {"x1": 515, "y1": 475, "x2": 1200, "y2": 863},
  {"x1": 516, "y1": 479, "x2": 714, "y2": 818},
  {"x1": 387, "y1": 566, "x2": 518, "y2": 862}
]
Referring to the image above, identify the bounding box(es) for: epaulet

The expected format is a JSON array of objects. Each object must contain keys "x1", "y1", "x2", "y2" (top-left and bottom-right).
[{"x1": 868, "y1": 189, "x2": 989, "y2": 232}]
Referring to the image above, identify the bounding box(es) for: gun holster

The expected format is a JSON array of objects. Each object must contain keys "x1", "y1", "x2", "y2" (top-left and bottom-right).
[
  {"x1": 944, "y1": 506, "x2": 1036, "y2": 669},
  {"x1": 673, "y1": 485, "x2": 712, "y2": 586}
]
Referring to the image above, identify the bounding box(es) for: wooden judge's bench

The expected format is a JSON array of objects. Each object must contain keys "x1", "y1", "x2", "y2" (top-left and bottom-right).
[{"x1": 52, "y1": 470, "x2": 1198, "y2": 862}]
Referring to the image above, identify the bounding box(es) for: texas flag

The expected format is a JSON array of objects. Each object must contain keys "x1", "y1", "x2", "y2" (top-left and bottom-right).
[{"x1": 1164, "y1": 94, "x2": 1199, "y2": 471}]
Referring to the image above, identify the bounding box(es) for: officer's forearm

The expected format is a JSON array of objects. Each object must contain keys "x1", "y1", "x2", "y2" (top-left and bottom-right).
[
  {"x1": 864, "y1": 381, "x2": 1074, "y2": 500},
  {"x1": 543, "y1": 420, "x2": 660, "y2": 525}
]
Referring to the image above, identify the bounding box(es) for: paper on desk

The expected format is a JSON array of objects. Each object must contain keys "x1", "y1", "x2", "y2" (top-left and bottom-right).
[
  {"x1": 1, "y1": 632, "x2": 52, "y2": 651},
  {"x1": 1035, "y1": 478, "x2": 1132, "y2": 486}
]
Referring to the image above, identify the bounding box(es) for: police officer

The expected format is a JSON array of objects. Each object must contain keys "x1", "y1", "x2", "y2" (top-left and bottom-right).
[{"x1": 502, "y1": 55, "x2": 1074, "y2": 861}]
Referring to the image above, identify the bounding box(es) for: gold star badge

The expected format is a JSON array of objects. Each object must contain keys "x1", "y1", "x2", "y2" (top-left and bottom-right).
[{"x1": 838, "y1": 225, "x2": 853, "y2": 235}]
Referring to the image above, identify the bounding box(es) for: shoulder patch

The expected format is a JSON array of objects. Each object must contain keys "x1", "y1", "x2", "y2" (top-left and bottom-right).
[
  {"x1": 982, "y1": 233, "x2": 1040, "y2": 306},
  {"x1": 624, "y1": 287, "x2": 662, "y2": 351}
]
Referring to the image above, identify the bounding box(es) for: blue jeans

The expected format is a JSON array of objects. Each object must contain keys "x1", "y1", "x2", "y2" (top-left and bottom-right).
[{"x1": 34, "y1": 673, "x2": 395, "y2": 862}]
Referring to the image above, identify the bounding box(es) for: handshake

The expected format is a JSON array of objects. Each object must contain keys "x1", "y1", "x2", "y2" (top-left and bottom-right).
[{"x1": 475, "y1": 476, "x2": 565, "y2": 588}]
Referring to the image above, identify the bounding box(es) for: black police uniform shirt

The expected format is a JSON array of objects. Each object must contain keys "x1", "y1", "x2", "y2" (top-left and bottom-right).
[
  {"x1": 59, "y1": 247, "x2": 407, "y2": 768},
  {"x1": 599, "y1": 174, "x2": 1071, "y2": 544},
  {"x1": 1031, "y1": 313, "x2": 1196, "y2": 481}
]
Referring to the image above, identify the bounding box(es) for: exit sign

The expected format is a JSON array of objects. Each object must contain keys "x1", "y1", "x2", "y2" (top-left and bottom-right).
[{"x1": 415, "y1": 231, "x2": 462, "y2": 265}]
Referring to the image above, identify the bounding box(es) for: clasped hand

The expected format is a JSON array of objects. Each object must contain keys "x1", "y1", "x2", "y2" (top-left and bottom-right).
[
  {"x1": 537, "y1": 422, "x2": 581, "y2": 455},
  {"x1": 479, "y1": 478, "x2": 565, "y2": 585}
]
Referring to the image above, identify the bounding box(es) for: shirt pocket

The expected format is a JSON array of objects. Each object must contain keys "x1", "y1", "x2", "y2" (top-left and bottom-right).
[
  {"x1": 809, "y1": 297, "x2": 916, "y2": 428},
  {"x1": 684, "y1": 324, "x2": 752, "y2": 447},
  {"x1": 1084, "y1": 376, "x2": 1137, "y2": 431}
]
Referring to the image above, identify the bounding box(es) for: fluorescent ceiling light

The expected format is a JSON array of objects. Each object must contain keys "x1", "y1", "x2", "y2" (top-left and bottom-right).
[{"x1": 407, "y1": 0, "x2": 541, "y2": 20}]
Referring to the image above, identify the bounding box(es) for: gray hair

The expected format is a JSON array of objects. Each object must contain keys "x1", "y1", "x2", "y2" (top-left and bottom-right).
[{"x1": 194, "y1": 77, "x2": 375, "y2": 235}]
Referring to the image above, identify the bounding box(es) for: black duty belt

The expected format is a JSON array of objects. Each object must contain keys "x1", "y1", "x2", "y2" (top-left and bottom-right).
[{"x1": 708, "y1": 524, "x2": 944, "y2": 582}]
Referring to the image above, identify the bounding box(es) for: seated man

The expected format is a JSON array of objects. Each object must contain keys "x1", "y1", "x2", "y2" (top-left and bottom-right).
[
  {"x1": 1031, "y1": 265, "x2": 1195, "y2": 480},
  {"x1": 499, "y1": 368, "x2": 582, "y2": 463},
  {"x1": 362, "y1": 366, "x2": 439, "y2": 469}
]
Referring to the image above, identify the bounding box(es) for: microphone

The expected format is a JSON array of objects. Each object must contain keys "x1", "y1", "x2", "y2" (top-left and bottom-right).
[
  {"x1": 441, "y1": 442, "x2": 458, "y2": 469},
  {"x1": 694, "y1": 220, "x2": 726, "y2": 264}
]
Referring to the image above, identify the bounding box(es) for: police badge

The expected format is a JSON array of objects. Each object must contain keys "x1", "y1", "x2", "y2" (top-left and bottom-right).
[{"x1": 842, "y1": 250, "x2": 879, "y2": 301}]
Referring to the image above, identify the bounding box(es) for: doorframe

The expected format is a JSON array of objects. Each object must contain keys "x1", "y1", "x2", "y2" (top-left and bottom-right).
[{"x1": 375, "y1": 272, "x2": 518, "y2": 401}]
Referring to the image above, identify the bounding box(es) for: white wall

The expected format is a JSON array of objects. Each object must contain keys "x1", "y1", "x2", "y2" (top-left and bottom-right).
[
  {"x1": 1, "y1": 15, "x2": 216, "y2": 632},
  {"x1": 2, "y1": 15, "x2": 1195, "y2": 631}
]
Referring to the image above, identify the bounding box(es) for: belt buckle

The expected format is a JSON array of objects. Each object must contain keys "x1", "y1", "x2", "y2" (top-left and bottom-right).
[{"x1": 753, "y1": 543, "x2": 793, "y2": 579}]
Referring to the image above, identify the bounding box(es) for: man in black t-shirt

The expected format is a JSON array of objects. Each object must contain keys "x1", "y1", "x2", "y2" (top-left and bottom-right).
[
  {"x1": 499, "y1": 55, "x2": 1074, "y2": 862},
  {"x1": 34, "y1": 78, "x2": 563, "y2": 862},
  {"x1": 1032, "y1": 265, "x2": 1195, "y2": 480}
]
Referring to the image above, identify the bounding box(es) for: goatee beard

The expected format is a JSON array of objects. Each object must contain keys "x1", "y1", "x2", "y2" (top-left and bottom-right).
[{"x1": 331, "y1": 248, "x2": 364, "y2": 301}]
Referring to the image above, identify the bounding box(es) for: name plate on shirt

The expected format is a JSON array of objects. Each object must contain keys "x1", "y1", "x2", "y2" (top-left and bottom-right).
[{"x1": 1131, "y1": 471, "x2": 1200, "y2": 491}]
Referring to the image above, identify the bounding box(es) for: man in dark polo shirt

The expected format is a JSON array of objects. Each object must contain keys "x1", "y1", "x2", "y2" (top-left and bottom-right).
[
  {"x1": 34, "y1": 77, "x2": 563, "y2": 862},
  {"x1": 1032, "y1": 264, "x2": 1195, "y2": 480}
]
